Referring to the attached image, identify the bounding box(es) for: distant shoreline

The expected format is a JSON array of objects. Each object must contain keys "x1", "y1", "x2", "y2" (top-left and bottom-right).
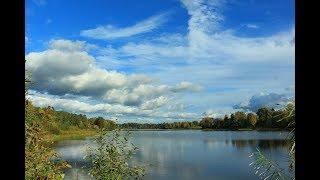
[{"x1": 121, "y1": 128, "x2": 290, "y2": 131}]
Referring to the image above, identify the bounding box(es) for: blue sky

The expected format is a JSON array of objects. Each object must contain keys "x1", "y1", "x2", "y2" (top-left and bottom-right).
[{"x1": 26, "y1": 0, "x2": 295, "y2": 123}]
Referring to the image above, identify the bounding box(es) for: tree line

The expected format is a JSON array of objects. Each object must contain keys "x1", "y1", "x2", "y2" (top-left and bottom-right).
[
  {"x1": 25, "y1": 100, "x2": 117, "y2": 135},
  {"x1": 119, "y1": 104, "x2": 294, "y2": 130},
  {"x1": 119, "y1": 121, "x2": 201, "y2": 129},
  {"x1": 25, "y1": 99, "x2": 294, "y2": 134}
]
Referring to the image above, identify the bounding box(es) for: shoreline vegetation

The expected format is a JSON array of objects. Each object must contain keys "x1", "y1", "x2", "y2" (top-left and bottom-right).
[
  {"x1": 43, "y1": 127, "x2": 289, "y2": 146},
  {"x1": 46, "y1": 127, "x2": 288, "y2": 145},
  {"x1": 46, "y1": 129, "x2": 99, "y2": 142},
  {"x1": 118, "y1": 104, "x2": 294, "y2": 132},
  {"x1": 25, "y1": 99, "x2": 294, "y2": 179},
  {"x1": 26, "y1": 100, "x2": 294, "y2": 143}
]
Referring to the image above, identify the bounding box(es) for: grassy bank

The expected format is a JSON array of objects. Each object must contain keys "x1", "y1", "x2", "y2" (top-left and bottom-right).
[{"x1": 44, "y1": 129, "x2": 99, "y2": 143}]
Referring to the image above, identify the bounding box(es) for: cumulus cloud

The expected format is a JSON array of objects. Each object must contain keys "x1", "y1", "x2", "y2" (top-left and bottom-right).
[
  {"x1": 103, "y1": 82, "x2": 202, "y2": 107},
  {"x1": 104, "y1": 88, "x2": 141, "y2": 106},
  {"x1": 26, "y1": 49, "x2": 93, "y2": 83},
  {"x1": 27, "y1": 92, "x2": 141, "y2": 115},
  {"x1": 48, "y1": 39, "x2": 97, "y2": 52},
  {"x1": 26, "y1": 40, "x2": 151, "y2": 96},
  {"x1": 26, "y1": 39, "x2": 202, "y2": 113},
  {"x1": 27, "y1": 92, "x2": 198, "y2": 121},
  {"x1": 233, "y1": 93, "x2": 294, "y2": 112},
  {"x1": 141, "y1": 96, "x2": 169, "y2": 110},
  {"x1": 80, "y1": 0, "x2": 293, "y2": 121},
  {"x1": 80, "y1": 13, "x2": 168, "y2": 40},
  {"x1": 26, "y1": 0, "x2": 294, "y2": 122}
]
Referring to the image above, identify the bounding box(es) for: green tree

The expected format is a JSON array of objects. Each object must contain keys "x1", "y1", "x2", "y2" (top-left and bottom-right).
[
  {"x1": 94, "y1": 117, "x2": 107, "y2": 129},
  {"x1": 25, "y1": 100, "x2": 69, "y2": 179},
  {"x1": 226, "y1": 113, "x2": 240, "y2": 129},
  {"x1": 104, "y1": 120, "x2": 118, "y2": 130},
  {"x1": 256, "y1": 107, "x2": 273, "y2": 128},
  {"x1": 199, "y1": 117, "x2": 214, "y2": 129},
  {"x1": 25, "y1": 121, "x2": 69, "y2": 180},
  {"x1": 234, "y1": 111, "x2": 248, "y2": 128},
  {"x1": 192, "y1": 121, "x2": 199, "y2": 127},
  {"x1": 247, "y1": 113, "x2": 258, "y2": 128}
]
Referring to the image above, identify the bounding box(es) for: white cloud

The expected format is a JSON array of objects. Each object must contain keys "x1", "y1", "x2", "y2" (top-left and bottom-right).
[
  {"x1": 120, "y1": 42, "x2": 187, "y2": 59},
  {"x1": 48, "y1": 39, "x2": 97, "y2": 52},
  {"x1": 245, "y1": 24, "x2": 259, "y2": 29},
  {"x1": 98, "y1": 25, "x2": 294, "y2": 69},
  {"x1": 167, "y1": 103, "x2": 189, "y2": 111},
  {"x1": 104, "y1": 88, "x2": 141, "y2": 106},
  {"x1": 26, "y1": 49, "x2": 94, "y2": 79},
  {"x1": 27, "y1": 91, "x2": 198, "y2": 121},
  {"x1": 27, "y1": 91, "x2": 142, "y2": 114},
  {"x1": 26, "y1": 39, "x2": 202, "y2": 113},
  {"x1": 103, "y1": 82, "x2": 202, "y2": 106},
  {"x1": 84, "y1": 0, "x2": 294, "y2": 119},
  {"x1": 233, "y1": 92, "x2": 294, "y2": 112},
  {"x1": 26, "y1": 40, "x2": 152, "y2": 97},
  {"x1": 171, "y1": 81, "x2": 203, "y2": 92},
  {"x1": 80, "y1": 13, "x2": 168, "y2": 40},
  {"x1": 179, "y1": 0, "x2": 294, "y2": 63},
  {"x1": 141, "y1": 96, "x2": 169, "y2": 110},
  {"x1": 26, "y1": 0, "x2": 294, "y2": 122},
  {"x1": 202, "y1": 108, "x2": 234, "y2": 118},
  {"x1": 181, "y1": 0, "x2": 224, "y2": 33}
]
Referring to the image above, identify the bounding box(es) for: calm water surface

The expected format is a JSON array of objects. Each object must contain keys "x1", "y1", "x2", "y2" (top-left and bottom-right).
[{"x1": 54, "y1": 130, "x2": 292, "y2": 180}]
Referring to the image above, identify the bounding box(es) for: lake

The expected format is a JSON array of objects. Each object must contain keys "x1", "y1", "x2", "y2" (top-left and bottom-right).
[{"x1": 54, "y1": 130, "x2": 293, "y2": 180}]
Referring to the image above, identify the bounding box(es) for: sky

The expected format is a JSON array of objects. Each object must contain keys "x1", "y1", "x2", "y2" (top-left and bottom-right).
[{"x1": 25, "y1": 0, "x2": 295, "y2": 123}]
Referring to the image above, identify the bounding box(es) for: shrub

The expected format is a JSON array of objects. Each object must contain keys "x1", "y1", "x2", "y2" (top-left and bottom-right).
[
  {"x1": 25, "y1": 122, "x2": 69, "y2": 180},
  {"x1": 85, "y1": 129, "x2": 145, "y2": 180}
]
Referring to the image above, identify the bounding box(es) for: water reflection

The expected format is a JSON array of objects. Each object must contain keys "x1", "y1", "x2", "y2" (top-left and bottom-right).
[
  {"x1": 55, "y1": 131, "x2": 292, "y2": 180},
  {"x1": 229, "y1": 139, "x2": 291, "y2": 150}
]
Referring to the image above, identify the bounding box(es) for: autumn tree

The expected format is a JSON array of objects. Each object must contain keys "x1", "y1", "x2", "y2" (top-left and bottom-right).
[{"x1": 247, "y1": 113, "x2": 258, "y2": 128}]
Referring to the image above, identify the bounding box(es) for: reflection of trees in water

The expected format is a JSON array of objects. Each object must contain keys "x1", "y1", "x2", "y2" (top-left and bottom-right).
[
  {"x1": 202, "y1": 138, "x2": 290, "y2": 151},
  {"x1": 229, "y1": 139, "x2": 291, "y2": 150}
]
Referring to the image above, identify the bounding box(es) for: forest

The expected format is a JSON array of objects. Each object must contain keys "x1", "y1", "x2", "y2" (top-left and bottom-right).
[
  {"x1": 119, "y1": 104, "x2": 295, "y2": 130},
  {"x1": 26, "y1": 100, "x2": 117, "y2": 135},
  {"x1": 26, "y1": 99, "x2": 294, "y2": 136},
  {"x1": 26, "y1": 99, "x2": 294, "y2": 134}
]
